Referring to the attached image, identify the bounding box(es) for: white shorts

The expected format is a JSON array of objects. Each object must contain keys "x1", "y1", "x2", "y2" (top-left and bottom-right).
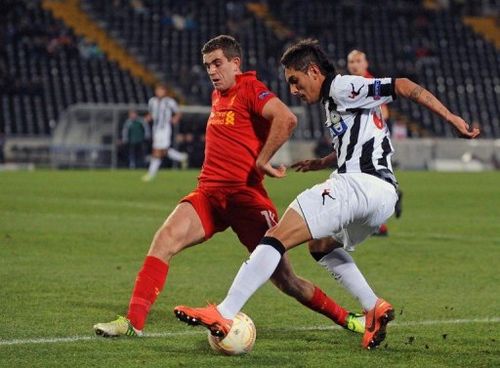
[
  {"x1": 289, "y1": 173, "x2": 398, "y2": 251},
  {"x1": 152, "y1": 126, "x2": 172, "y2": 150}
]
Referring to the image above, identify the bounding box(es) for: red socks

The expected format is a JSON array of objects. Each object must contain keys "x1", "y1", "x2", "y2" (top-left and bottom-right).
[
  {"x1": 127, "y1": 256, "x2": 169, "y2": 330},
  {"x1": 302, "y1": 286, "x2": 349, "y2": 327},
  {"x1": 126, "y1": 259, "x2": 347, "y2": 330}
]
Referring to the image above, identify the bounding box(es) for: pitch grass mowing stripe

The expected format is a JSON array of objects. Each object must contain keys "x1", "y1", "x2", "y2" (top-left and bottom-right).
[{"x1": 1, "y1": 317, "x2": 498, "y2": 346}]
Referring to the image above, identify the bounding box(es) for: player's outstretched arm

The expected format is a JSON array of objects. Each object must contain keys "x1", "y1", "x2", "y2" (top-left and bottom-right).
[
  {"x1": 291, "y1": 151, "x2": 337, "y2": 172},
  {"x1": 256, "y1": 98, "x2": 298, "y2": 178},
  {"x1": 395, "y1": 78, "x2": 480, "y2": 139}
]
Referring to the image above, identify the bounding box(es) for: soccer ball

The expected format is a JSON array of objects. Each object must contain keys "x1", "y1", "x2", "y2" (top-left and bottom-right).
[{"x1": 207, "y1": 312, "x2": 256, "y2": 355}]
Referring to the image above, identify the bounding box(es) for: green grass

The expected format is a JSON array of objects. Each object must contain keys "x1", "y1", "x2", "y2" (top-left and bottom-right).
[{"x1": 0, "y1": 170, "x2": 499, "y2": 367}]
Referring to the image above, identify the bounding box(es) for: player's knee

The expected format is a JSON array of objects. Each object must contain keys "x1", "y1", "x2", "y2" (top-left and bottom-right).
[
  {"x1": 309, "y1": 237, "x2": 342, "y2": 261},
  {"x1": 149, "y1": 225, "x2": 184, "y2": 260}
]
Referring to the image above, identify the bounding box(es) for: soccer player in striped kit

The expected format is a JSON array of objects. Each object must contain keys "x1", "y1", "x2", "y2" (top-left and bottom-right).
[
  {"x1": 175, "y1": 39, "x2": 479, "y2": 350},
  {"x1": 142, "y1": 84, "x2": 188, "y2": 182},
  {"x1": 94, "y1": 35, "x2": 364, "y2": 339}
]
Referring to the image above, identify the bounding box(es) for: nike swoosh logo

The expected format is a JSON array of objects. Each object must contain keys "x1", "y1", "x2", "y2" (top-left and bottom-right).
[
  {"x1": 366, "y1": 301, "x2": 387, "y2": 333},
  {"x1": 366, "y1": 312, "x2": 377, "y2": 333}
]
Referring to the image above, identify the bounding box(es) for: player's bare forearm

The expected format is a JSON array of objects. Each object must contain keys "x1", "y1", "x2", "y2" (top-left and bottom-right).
[
  {"x1": 395, "y1": 78, "x2": 479, "y2": 138},
  {"x1": 257, "y1": 98, "x2": 298, "y2": 176},
  {"x1": 395, "y1": 78, "x2": 450, "y2": 120},
  {"x1": 320, "y1": 152, "x2": 337, "y2": 168},
  {"x1": 291, "y1": 151, "x2": 337, "y2": 172}
]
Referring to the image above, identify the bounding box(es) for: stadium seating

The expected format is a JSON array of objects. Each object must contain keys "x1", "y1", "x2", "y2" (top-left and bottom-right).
[
  {"x1": 1, "y1": 0, "x2": 498, "y2": 139},
  {"x1": 85, "y1": 0, "x2": 499, "y2": 138},
  {"x1": 267, "y1": 1, "x2": 499, "y2": 138},
  {"x1": 82, "y1": 0, "x2": 280, "y2": 105},
  {"x1": 0, "y1": 0, "x2": 152, "y2": 136}
]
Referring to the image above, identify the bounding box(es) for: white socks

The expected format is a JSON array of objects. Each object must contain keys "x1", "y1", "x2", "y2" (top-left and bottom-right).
[
  {"x1": 147, "y1": 157, "x2": 162, "y2": 178},
  {"x1": 318, "y1": 248, "x2": 378, "y2": 311},
  {"x1": 217, "y1": 244, "x2": 282, "y2": 319},
  {"x1": 167, "y1": 148, "x2": 188, "y2": 162}
]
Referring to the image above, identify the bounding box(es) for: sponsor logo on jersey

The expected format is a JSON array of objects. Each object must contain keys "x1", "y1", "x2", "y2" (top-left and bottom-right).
[{"x1": 208, "y1": 110, "x2": 236, "y2": 126}]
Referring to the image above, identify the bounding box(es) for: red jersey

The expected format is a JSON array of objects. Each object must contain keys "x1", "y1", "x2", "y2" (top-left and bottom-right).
[{"x1": 198, "y1": 71, "x2": 275, "y2": 187}]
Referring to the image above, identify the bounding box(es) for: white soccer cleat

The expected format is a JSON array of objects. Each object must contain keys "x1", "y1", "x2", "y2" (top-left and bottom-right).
[
  {"x1": 180, "y1": 154, "x2": 189, "y2": 170},
  {"x1": 141, "y1": 174, "x2": 154, "y2": 182},
  {"x1": 93, "y1": 315, "x2": 143, "y2": 337}
]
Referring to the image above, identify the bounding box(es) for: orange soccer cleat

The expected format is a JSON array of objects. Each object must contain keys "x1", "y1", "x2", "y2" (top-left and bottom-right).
[
  {"x1": 362, "y1": 298, "x2": 395, "y2": 350},
  {"x1": 174, "y1": 304, "x2": 233, "y2": 338}
]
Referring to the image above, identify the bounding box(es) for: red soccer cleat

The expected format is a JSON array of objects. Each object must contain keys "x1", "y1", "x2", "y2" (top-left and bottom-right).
[
  {"x1": 373, "y1": 223, "x2": 389, "y2": 236},
  {"x1": 174, "y1": 304, "x2": 233, "y2": 338},
  {"x1": 362, "y1": 298, "x2": 395, "y2": 349}
]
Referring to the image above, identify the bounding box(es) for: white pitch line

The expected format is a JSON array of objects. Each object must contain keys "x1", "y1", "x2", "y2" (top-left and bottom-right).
[
  {"x1": 284, "y1": 317, "x2": 500, "y2": 332},
  {"x1": 0, "y1": 317, "x2": 498, "y2": 347}
]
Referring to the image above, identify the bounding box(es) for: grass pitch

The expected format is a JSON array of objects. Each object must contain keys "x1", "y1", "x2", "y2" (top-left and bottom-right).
[{"x1": 0, "y1": 169, "x2": 499, "y2": 367}]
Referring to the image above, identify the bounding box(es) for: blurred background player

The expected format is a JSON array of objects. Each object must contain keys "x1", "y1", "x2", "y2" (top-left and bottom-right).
[
  {"x1": 121, "y1": 109, "x2": 150, "y2": 169},
  {"x1": 93, "y1": 35, "x2": 364, "y2": 339},
  {"x1": 348, "y1": 49, "x2": 404, "y2": 232},
  {"x1": 347, "y1": 50, "x2": 390, "y2": 121},
  {"x1": 142, "y1": 83, "x2": 188, "y2": 181}
]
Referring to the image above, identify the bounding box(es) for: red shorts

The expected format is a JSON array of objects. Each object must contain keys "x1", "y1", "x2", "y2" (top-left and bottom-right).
[{"x1": 180, "y1": 185, "x2": 278, "y2": 252}]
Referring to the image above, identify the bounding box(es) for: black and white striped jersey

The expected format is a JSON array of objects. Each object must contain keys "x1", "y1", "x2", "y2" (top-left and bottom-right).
[
  {"x1": 321, "y1": 74, "x2": 398, "y2": 187},
  {"x1": 148, "y1": 96, "x2": 179, "y2": 131}
]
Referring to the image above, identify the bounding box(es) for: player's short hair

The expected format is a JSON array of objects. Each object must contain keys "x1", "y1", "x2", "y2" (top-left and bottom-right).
[
  {"x1": 155, "y1": 83, "x2": 168, "y2": 91},
  {"x1": 280, "y1": 39, "x2": 335, "y2": 75},
  {"x1": 201, "y1": 35, "x2": 242, "y2": 60},
  {"x1": 347, "y1": 49, "x2": 367, "y2": 61}
]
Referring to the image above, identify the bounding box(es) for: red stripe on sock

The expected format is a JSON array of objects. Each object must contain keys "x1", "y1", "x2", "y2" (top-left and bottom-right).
[
  {"x1": 127, "y1": 256, "x2": 169, "y2": 330},
  {"x1": 302, "y1": 286, "x2": 349, "y2": 327}
]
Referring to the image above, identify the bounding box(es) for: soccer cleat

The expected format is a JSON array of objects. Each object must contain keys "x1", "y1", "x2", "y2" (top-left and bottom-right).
[
  {"x1": 344, "y1": 312, "x2": 365, "y2": 334},
  {"x1": 373, "y1": 223, "x2": 389, "y2": 236},
  {"x1": 362, "y1": 298, "x2": 395, "y2": 350},
  {"x1": 174, "y1": 304, "x2": 232, "y2": 338},
  {"x1": 180, "y1": 154, "x2": 189, "y2": 170},
  {"x1": 93, "y1": 315, "x2": 143, "y2": 338}
]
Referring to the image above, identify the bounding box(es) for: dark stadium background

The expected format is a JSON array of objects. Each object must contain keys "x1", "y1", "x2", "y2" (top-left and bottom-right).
[
  {"x1": 1, "y1": 2, "x2": 499, "y2": 367},
  {"x1": 0, "y1": 0, "x2": 498, "y2": 169}
]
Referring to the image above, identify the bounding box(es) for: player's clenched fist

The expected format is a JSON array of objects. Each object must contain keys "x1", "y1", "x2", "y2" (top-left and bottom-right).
[{"x1": 447, "y1": 114, "x2": 480, "y2": 139}]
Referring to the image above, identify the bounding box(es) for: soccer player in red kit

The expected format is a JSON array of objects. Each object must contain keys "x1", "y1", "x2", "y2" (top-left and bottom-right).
[{"x1": 93, "y1": 35, "x2": 364, "y2": 337}]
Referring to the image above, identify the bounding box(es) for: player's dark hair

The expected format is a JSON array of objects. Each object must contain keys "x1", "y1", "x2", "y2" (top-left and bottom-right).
[
  {"x1": 280, "y1": 39, "x2": 335, "y2": 75},
  {"x1": 202, "y1": 35, "x2": 242, "y2": 61},
  {"x1": 155, "y1": 83, "x2": 168, "y2": 90}
]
